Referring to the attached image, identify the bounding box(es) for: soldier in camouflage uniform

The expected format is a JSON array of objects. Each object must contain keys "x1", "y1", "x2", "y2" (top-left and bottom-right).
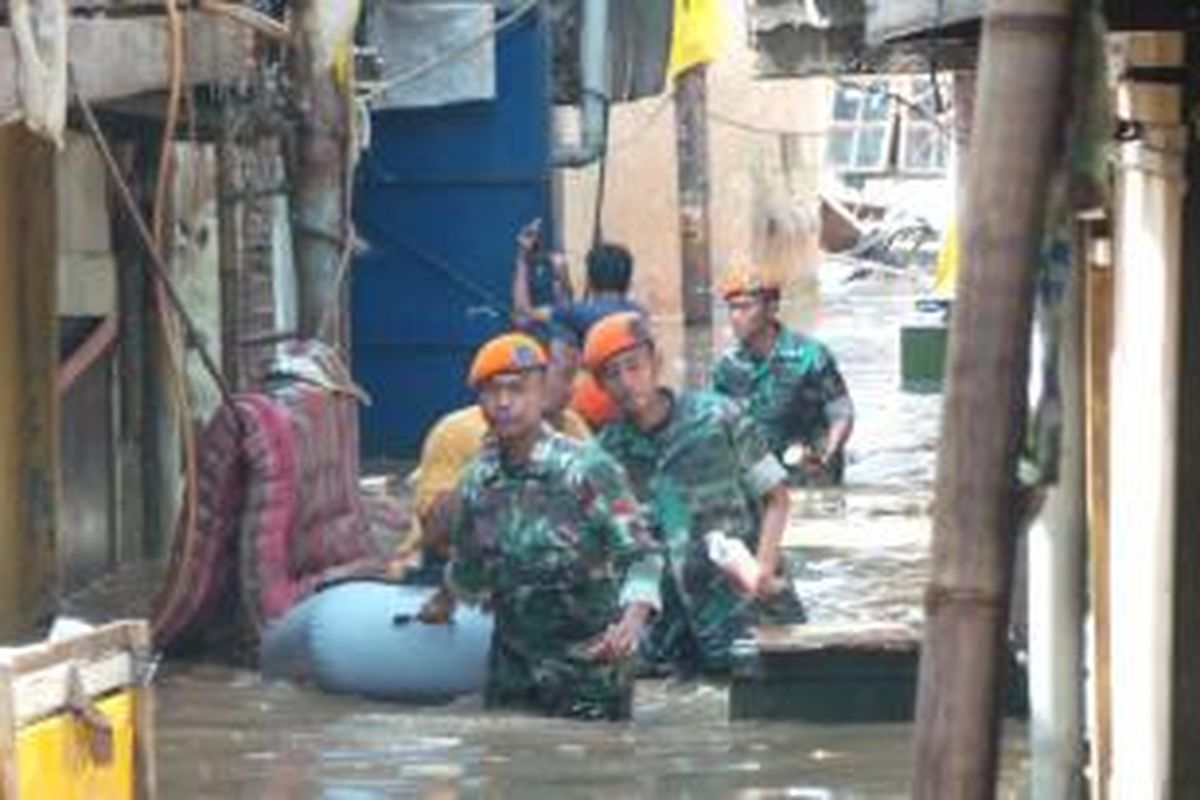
[
  {"x1": 711, "y1": 269, "x2": 854, "y2": 487},
  {"x1": 583, "y1": 313, "x2": 805, "y2": 675},
  {"x1": 419, "y1": 333, "x2": 662, "y2": 720}
]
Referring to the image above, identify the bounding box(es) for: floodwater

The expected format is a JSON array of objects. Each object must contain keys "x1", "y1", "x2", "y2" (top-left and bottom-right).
[{"x1": 69, "y1": 264, "x2": 1030, "y2": 798}]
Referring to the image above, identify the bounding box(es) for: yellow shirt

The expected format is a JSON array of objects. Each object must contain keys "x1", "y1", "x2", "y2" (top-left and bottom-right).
[{"x1": 412, "y1": 405, "x2": 591, "y2": 521}]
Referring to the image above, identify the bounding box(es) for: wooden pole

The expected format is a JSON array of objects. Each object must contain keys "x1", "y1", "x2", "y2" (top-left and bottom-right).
[
  {"x1": 674, "y1": 63, "x2": 713, "y2": 328},
  {"x1": 0, "y1": 125, "x2": 60, "y2": 641},
  {"x1": 910, "y1": 1, "x2": 1074, "y2": 796},
  {"x1": 289, "y1": 2, "x2": 352, "y2": 345}
]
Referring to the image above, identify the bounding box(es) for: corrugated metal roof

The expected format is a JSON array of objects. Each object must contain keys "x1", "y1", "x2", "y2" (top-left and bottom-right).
[
  {"x1": 750, "y1": 0, "x2": 869, "y2": 77},
  {"x1": 864, "y1": 0, "x2": 982, "y2": 46},
  {"x1": 749, "y1": 0, "x2": 849, "y2": 32},
  {"x1": 747, "y1": 0, "x2": 979, "y2": 77}
]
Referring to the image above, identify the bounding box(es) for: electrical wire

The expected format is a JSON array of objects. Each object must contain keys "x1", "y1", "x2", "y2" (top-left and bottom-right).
[
  {"x1": 152, "y1": 0, "x2": 203, "y2": 570},
  {"x1": 708, "y1": 109, "x2": 830, "y2": 138}
]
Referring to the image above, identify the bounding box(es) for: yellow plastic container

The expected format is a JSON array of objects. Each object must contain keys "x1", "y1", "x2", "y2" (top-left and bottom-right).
[
  {"x1": 0, "y1": 621, "x2": 153, "y2": 800},
  {"x1": 15, "y1": 689, "x2": 137, "y2": 799}
]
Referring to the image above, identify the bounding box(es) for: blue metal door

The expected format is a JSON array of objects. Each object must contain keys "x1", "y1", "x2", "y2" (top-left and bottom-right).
[{"x1": 353, "y1": 6, "x2": 552, "y2": 459}]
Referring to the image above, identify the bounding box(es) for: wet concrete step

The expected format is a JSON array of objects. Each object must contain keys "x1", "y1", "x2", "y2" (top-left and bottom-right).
[
  {"x1": 730, "y1": 623, "x2": 919, "y2": 723},
  {"x1": 729, "y1": 623, "x2": 1028, "y2": 723}
]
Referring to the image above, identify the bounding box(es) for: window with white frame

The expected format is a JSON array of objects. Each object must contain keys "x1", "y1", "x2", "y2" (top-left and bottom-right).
[
  {"x1": 827, "y1": 79, "x2": 893, "y2": 174},
  {"x1": 826, "y1": 75, "x2": 953, "y2": 176},
  {"x1": 898, "y1": 75, "x2": 952, "y2": 174}
]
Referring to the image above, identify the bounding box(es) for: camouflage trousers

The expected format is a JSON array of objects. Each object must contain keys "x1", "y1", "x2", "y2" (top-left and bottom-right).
[
  {"x1": 639, "y1": 562, "x2": 807, "y2": 677},
  {"x1": 484, "y1": 631, "x2": 635, "y2": 721}
]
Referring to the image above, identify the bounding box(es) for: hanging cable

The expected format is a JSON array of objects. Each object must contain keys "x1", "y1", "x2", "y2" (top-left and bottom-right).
[{"x1": 153, "y1": 0, "x2": 203, "y2": 575}]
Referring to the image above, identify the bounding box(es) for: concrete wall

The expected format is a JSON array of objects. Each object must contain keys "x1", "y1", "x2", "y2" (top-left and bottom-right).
[{"x1": 58, "y1": 133, "x2": 117, "y2": 317}]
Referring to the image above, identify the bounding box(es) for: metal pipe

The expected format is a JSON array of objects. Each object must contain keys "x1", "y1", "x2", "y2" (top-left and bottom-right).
[{"x1": 552, "y1": 0, "x2": 609, "y2": 168}]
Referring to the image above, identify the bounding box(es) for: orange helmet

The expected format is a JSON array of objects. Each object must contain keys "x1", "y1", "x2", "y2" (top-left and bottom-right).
[
  {"x1": 467, "y1": 333, "x2": 547, "y2": 388},
  {"x1": 571, "y1": 371, "x2": 620, "y2": 427},
  {"x1": 719, "y1": 267, "x2": 781, "y2": 301},
  {"x1": 582, "y1": 311, "x2": 654, "y2": 371}
]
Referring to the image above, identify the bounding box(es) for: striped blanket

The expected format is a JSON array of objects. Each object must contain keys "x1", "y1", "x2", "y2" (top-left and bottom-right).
[{"x1": 152, "y1": 383, "x2": 390, "y2": 652}]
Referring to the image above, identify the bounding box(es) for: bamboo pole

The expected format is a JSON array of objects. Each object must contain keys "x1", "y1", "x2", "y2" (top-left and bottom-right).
[{"x1": 910, "y1": 1, "x2": 1074, "y2": 796}]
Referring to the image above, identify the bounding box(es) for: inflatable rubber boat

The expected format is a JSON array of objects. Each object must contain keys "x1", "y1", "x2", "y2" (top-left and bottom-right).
[{"x1": 260, "y1": 580, "x2": 492, "y2": 701}]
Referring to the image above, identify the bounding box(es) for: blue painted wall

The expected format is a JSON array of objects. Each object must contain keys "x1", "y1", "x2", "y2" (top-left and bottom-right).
[{"x1": 353, "y1": 7, "x2": 552, "y2": 459}]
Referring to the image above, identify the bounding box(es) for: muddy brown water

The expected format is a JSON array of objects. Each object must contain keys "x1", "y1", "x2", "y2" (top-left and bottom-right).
[{"x1": 64, "y1": 265, "x2": 1029, "y2": 797}]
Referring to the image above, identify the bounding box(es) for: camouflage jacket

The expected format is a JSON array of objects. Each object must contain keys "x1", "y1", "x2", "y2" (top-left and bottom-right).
[
  {"x1": 448, "y1": 428, "x2": 662, "y2": 717},
  {"x1": 712, "y1": 326, "x2": 852, "y2": 477},
  {"x1": 597, "y1": 391, "x2": 789, "y2": 670}
]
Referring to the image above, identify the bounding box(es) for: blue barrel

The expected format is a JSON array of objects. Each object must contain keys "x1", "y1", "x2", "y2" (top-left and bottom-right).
[{"x1": 260, "y1": 581, "x2": 493, "y2": 702}]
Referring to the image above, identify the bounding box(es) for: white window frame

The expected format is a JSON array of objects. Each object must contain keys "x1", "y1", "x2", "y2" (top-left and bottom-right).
[
  {"x1": 897, "y1": 74, "x2": 954, "y2": 176},
  {"x1": 827, "y1": 79, "x2": 896, "y2": 175}
]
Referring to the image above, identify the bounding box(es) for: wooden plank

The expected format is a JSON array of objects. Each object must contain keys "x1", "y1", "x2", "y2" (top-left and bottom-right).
[
  {"x1": 0, "y1": 14, "x2": 253, "y2": 123},
  {"x1": 0, "y1": 664, "x2": 16, "y2": 800},
  {"x1": 750, "y1": 623, "x2": 919, "y2": 654},
  {"x1": 133, "y1": 684, "x2": 156, "y2": 799},
  {"x1": 0, "y1": 621, "x2": 145, "y2": 676},
  {"x1": 11, "y1": 654, "x2": 134, "y2": 727},
  {"x1": 127, "y1": 620, "x2": 154, "y2": 799}
]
